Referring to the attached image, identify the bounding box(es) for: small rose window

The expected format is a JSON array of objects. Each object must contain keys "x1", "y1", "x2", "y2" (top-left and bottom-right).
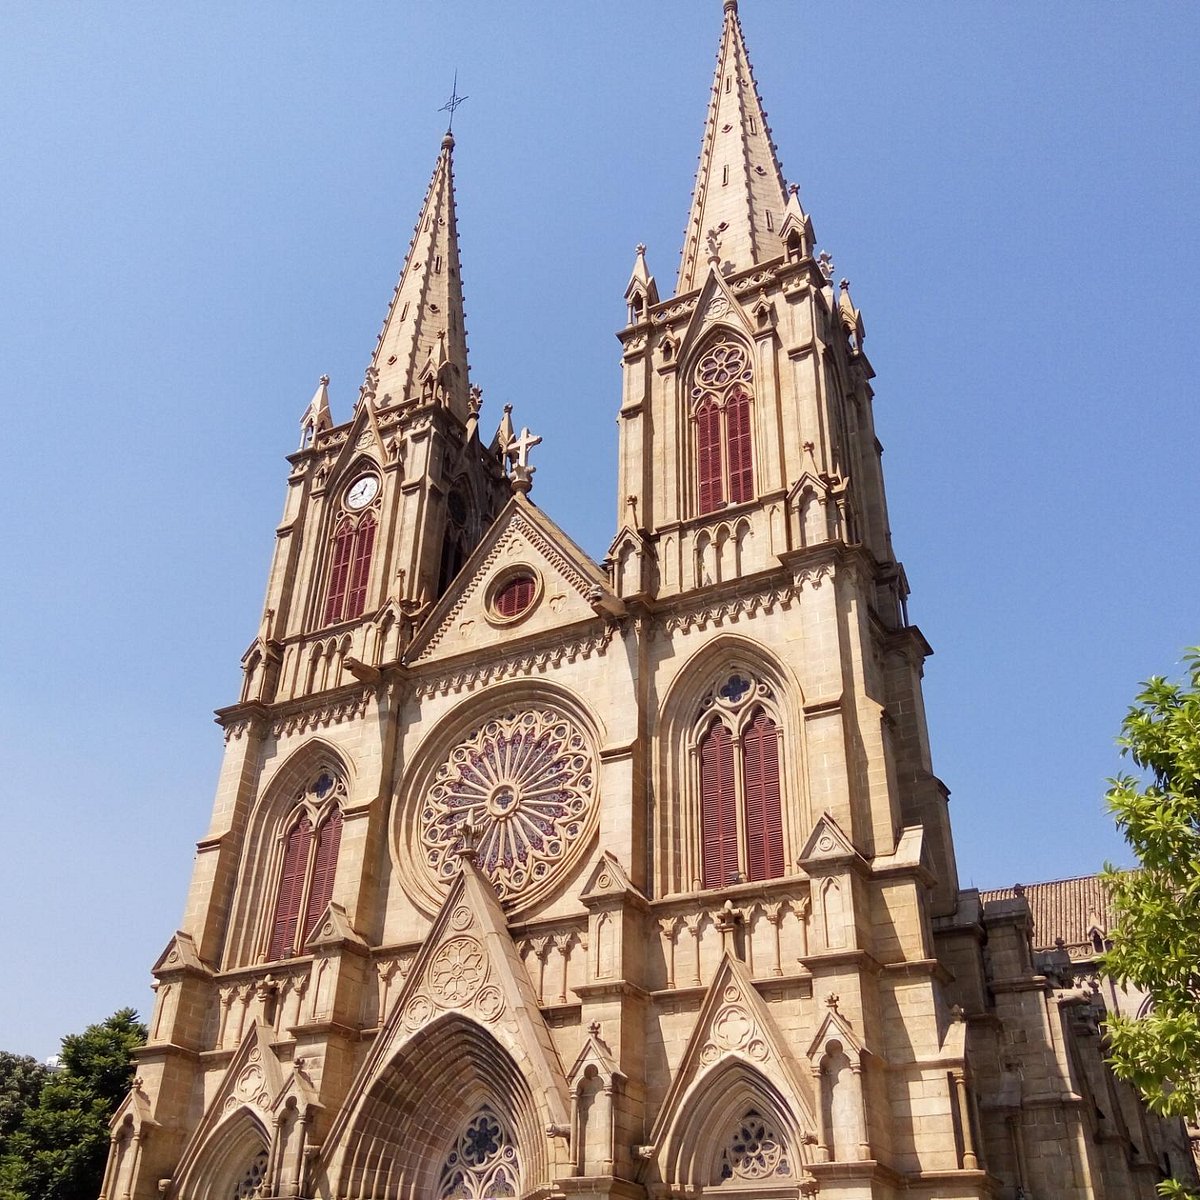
[{"x1": 492, "y1": 572, "x2": 536, "y2": 619}]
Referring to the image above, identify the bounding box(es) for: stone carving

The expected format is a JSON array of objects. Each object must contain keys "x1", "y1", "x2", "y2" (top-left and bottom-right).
[
  {"x1": 421, "y1": 708, "x2": 596, "y2": 902},
  {"x1": 699, "y1": 1001, "x2": 771, "y2": 1067},
  {"x1": 429, "y1": 937, "x2": 487, "y2": 1007},
  {"x1": 438, "y1": 1108, "x2": 519, "y2": 1200},
  {"x1": 719, "y1": 1112, "x2": 791, "y2": 1181}
]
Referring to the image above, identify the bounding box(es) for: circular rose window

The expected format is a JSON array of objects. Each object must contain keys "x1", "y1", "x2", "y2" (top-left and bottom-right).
[
  {"x1": 490, "y1": 571, "x2": 537, "y2": 621},
  {"x1": 419, "y1": 708, "x2": 596, "y2": 904}
]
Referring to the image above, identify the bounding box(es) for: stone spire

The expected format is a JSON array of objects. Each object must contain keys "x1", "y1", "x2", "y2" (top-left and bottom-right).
[
  {"x1": 676, "y1": 0, "x2": 788, "y2": 295},
  {"x1": 368, "y1": 132, "x2": 471, "y2": 419}
]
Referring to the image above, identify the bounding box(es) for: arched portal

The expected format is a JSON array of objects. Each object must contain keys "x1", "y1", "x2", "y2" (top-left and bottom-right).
[
  {"x1": 658, "y1": 1057, "x2": 813, "y2": 1192},
  {"x1": 337, "y1": 1015, "x2": 550, "y2": 1200}
]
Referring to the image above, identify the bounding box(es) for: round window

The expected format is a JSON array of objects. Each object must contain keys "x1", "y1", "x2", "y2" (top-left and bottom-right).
[{"x1": 492, "y1": 572, "x2": 537, "y2": 620}]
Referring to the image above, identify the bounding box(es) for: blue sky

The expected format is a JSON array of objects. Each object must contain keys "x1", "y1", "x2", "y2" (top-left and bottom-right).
[{"x1": 1, "y1": 2, "x2": 1197, "y2": 1059}]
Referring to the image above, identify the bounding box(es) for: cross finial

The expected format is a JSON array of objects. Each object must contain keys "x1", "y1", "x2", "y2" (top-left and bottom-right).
[
  {"x1": 510, "y1": 426, "x2": 543, "y2": 470},
  {"x1": 439, "y1": 71, "x2": 469, "y2": 133}
]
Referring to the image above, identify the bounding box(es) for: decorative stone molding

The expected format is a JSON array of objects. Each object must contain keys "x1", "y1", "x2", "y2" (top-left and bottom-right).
[
  {"x1": 413, "y1": 624, "x2": 618, "y2": 699},
  {"x1": 269, "y1": 687, "x2": 374, "y2": 738}
]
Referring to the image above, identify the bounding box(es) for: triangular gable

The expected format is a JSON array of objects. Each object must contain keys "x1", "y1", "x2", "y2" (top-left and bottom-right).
[
  {"x1": 407, "y1": 494, "x2": 621, "y2": 665},
  {"x1": 805, "y1": 1000, "x2": 871, "y2": 1062},
  {"x1": 579, "y1": 851, "x2": 646, "y2": 907},
  {"x1": 797, "y1": 811, "x2": 866, "y2": 871},
  {"x1": 567, "y1": 1023, "x2": 624, "y2": 1087},
  {"x1": 152, "y1": 930, "x2": 212, "y2": 978},
  {"x1": 170, "y1": 1022, "x2": 283, "y2": 1186},
  {"x1": 303, "y1": 901, "x2": 368, "y2": 953},
  {"x1": 323, "y1": 858, "x2": 571, "y2": 1155},
  {"x1": 108, "y1": 1079, "x2": 156, "y2": 1135},
  {"x1": 649, "y1": 953, "x2": 815, "y2": 1149},
  {"x1": 676, "y1": 267, "x2": 755, "y2": 365}
]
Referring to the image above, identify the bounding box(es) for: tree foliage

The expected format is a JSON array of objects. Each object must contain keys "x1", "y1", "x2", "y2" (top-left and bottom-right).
[
  {"x1": 0, "y1": 1055, "x2": 49, "y2": 1146},
  {"x1": 0, "y1": 1008, "x2": 146, "y2": 1200},
  {"x1": 1101, "y1": 649, "x2": 1200, "y2": 1199}
]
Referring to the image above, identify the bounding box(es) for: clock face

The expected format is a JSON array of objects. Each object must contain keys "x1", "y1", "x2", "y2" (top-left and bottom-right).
[{"x1": 345, "y1": 474, "x2": 380, "y2": 510}]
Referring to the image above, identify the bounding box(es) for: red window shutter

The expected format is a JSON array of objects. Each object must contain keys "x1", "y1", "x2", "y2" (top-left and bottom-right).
[
  {"x1": 700, "y1": 722, "x2": 738, "y2": 888},
  {"x1": 726, "y1": 387, "x2": 754, "y2": 504},
  {"x1": 303, "y1": 808, "x2": 343, "y2": 942},
  {"x1": 269, "y1": 816, "x2": 312, "y2": 961},
  {"x1": 345, "y1": 513, "x2": 377, "y2": 619},
  {"x1": 495, "y1": 574, "x2": 535, "y2": 618},
  {"x1": 323, "y1": 518, "x2": 355, "y2": 625},
  {"x1": 742, "y1": 710, "x2": 784, "y2": 881},
  {"x1": 696, "y1": 398, "x2": 724, "y2": 515}
]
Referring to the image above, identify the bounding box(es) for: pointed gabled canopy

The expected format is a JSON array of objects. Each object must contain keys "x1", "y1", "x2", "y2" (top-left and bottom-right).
[
  {"x1": 677, "y1": 0, "x2": 789, "y2": 295},
  {"x1": 368, "y1": 132, "x2": 471, "y2": 418}
]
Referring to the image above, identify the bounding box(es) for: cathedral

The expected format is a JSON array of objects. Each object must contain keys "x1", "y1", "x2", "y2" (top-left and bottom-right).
[{"x1": 101, "y1": 4, "x2": 1197, "y2": 1198}]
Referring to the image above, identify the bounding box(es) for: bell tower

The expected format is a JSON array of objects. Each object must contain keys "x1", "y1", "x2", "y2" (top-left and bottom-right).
[
  {"x1": 611, "y1": 0, "x2": 955, "y2": 909},
  {"x1": 240, "y1": 131, "x2": 510, "y2": 711}
]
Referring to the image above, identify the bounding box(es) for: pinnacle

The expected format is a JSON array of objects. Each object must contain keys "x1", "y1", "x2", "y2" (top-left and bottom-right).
[
  {"x1": 676, "y1": 0, "x2": 788, "y2": 295},
  {"x1": 366, "y1": 132, "x2": 471, "y2": 417}
]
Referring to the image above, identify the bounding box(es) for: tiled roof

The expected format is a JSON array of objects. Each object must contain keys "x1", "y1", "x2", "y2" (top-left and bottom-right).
[{"x1": 980, "y1": 874, "x2": 1115, "y2": 954}]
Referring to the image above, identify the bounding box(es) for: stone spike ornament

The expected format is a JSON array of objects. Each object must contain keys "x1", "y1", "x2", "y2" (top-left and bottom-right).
[
  {"x1": 676, "y1": 0, "x2": 789, "y2": 294},
  {"x1": 367, "y1": 131, "x2": 471, "y2": 417}
]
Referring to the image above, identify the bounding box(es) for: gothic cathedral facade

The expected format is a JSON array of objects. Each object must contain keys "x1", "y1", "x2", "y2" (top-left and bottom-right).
[{"x1": 101, "y1": 4, "x2": 1196, "y2": 1199}]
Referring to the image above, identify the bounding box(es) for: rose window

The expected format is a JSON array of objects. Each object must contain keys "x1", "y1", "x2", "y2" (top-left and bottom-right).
[
  {"x1": 421, "y1": 708, "x2": 596, "y2": 903},
  {"x1": 439, "y1": 1108, "x2": 518, "y2": 1200},
  {"x1": 718, "y1": 1111, "x2": 790, "y2": 1182},
  {"x1": 690, "y1": 341, "x2": 752, "y2": 403}
]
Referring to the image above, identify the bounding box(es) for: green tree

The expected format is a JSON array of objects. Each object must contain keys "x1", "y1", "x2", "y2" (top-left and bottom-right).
[
  {"x1": 1101, "y1": 648, "x2": 1200, "y2": 1199},
  {"x1": 0, "y1": 1054, "x2": 49, "y2": 1146},
  {"x1": 0, "y1": 1008, "x2": 146, "y2": 1200}
]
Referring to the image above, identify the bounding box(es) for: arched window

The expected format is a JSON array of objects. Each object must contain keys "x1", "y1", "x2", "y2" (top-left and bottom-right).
[
  {"x1": 438, "y1": 1108, "x2": 519, "y2": 1200},
  {"x1": 716, "y1": 1110, "x2": 792, "y2": 1184},
  {"x1": 697, "y1": 673, "x2": 784, "y2": 889},
  {"x1": 322, "y1": 475, "x2": 380, "y2": 625},
  {"x1": 691, "y1": 339, "x2": 755, "y2": 516},
  {"x1": 267, "y1": 771, "x2": 347, "y2": 961}
]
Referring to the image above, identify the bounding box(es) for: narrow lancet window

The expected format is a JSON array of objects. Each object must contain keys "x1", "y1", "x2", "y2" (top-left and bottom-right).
[{"x1": 691, "y1": 339, "x2": 755, "y2": 516}]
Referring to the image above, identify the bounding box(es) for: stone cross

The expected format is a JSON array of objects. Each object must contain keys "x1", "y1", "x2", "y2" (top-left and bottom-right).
[{"x1": 510, "y1": 427, "x2": 543, "y2": 470}]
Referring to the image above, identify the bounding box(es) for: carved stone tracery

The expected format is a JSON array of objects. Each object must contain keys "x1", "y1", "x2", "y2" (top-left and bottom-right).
[{"x1": 420, "y1": 708, "x2": 596, "y2": 904}]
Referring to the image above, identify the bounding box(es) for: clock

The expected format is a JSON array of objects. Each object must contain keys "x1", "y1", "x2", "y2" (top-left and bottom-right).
[{"x1": 345, "y1": 474, "x2": 380, "y2": 510}]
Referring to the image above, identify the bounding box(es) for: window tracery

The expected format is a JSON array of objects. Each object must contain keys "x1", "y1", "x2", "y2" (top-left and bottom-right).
[
  {"x1": 232, "y1": 1148, "x2": 269, "y2": 1198},
  {"x1": 691, "y1": 339, "x2": 755, "y2": 515},
  {"x1": 438, "y1": 1108, "x2": 519, "y2": 1200},
  {"x1": 717, "y1": 1111, "x2": 791, "y2": 1183},
  {"x1": 420, "y1": 708, "x2": 596, "y2": 904},
  {"x1": 267, "y1": 769, "x2": 347, "y2": 961},
  {"x1": 696, "y1": 673, "x2": 784, "y2": 888}
]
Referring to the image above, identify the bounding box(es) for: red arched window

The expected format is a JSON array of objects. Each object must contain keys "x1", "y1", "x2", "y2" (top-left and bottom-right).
[
  {"x1": 692, "y1": 340, "x2": 755, "y2": 516},
  {"x1": 345, "y1": 513, "x2": 376, "y2": 620},
  {"x1": 742, "y1": 710, "x2": 783, "y2": 882},
  {"x1": 726, "y1": 387, "x2": 754, "y2": 504},
  {"x1": 268, "y1": 816, "x2": 313, "y2": 961},
  {"x1": 303, "y1": 808, "x2": 343, "y2": 939},
  {"x1": 323, "y1": 519, "x2": 355, "y2": 625},
  {"x1": 700, "y1": 722, "x2": 738, "y2": 888},
  {"x1": 697, "y1": 398, "x2": 725, "y2": 515},
  {"x1": 323, "y1": 512, "x2": 376, "y2": 626}
]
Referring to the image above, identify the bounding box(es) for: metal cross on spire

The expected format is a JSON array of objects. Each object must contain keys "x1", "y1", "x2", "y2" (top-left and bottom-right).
[{"x1": 439, "y1": 71, "x2": 469, "y2": 132}]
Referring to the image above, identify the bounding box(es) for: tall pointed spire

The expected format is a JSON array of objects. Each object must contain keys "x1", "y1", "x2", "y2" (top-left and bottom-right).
[
  {"x1": 368, "y1": 132, "x2": 471, "y2": 419},
  {"x1": 676, "y1": 0, "x2": 788, "y2": 295}
]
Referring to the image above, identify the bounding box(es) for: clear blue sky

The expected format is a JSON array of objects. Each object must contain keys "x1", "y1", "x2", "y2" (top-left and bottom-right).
[{"x1": 1, "y1": 2, "x2": 1197, "y2": 1060}]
